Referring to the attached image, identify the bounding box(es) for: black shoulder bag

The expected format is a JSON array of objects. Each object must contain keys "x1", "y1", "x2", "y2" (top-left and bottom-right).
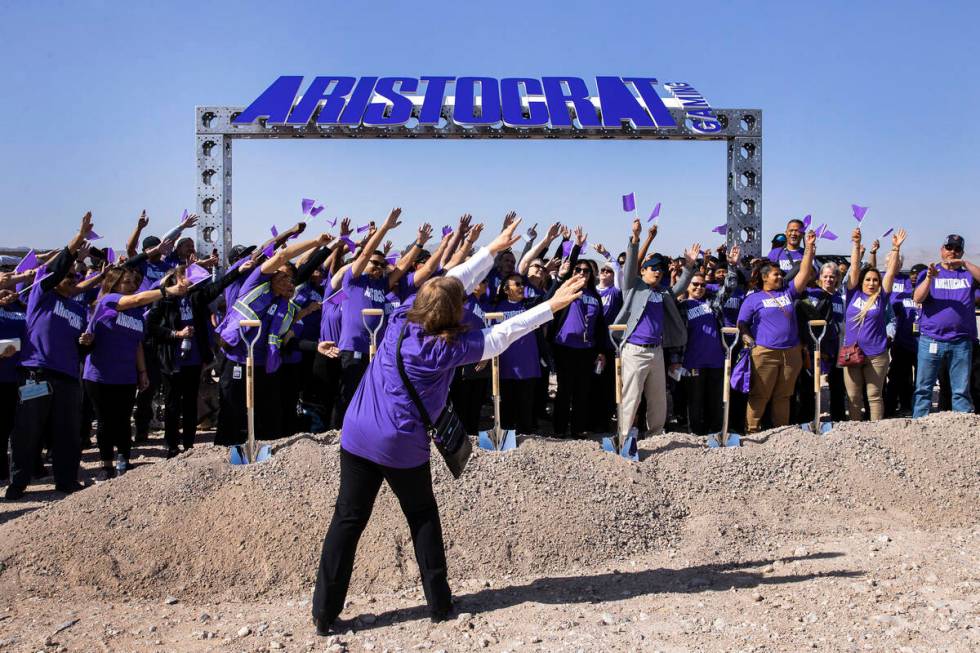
[{"x1": 395, "y1": 325, "x2": 472, "y2": 479}]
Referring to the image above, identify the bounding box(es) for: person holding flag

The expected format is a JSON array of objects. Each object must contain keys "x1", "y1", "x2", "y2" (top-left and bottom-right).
[{"x1": 767, "y1": 218, "x2": 806, "y2": 272}]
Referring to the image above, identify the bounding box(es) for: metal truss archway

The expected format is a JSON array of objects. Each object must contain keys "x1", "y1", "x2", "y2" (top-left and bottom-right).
[{"x1": 195, "y1": 106, "x2": 761, "y2": 263}]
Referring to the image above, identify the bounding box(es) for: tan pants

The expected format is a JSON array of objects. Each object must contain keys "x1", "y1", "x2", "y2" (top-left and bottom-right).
[
  {"x1": 747, "y1": 345, "x2": 803, "y2": 433},
  {"x1": 619, "y1": 343, "x2": 667, "y2": 437},
  {"x1": 843, "y1": 350, "x2": 889, "y2": 421}
]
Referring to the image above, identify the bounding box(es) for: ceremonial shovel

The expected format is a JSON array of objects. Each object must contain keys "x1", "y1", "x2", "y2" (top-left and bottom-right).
[
  {"x1": 478, "y1": 312, "x2": 517, "y2": 452},
  {"x1": 602, "y1": 324, "x2": 639, "y2": 461},
  {"x1": 230, "y1": 319, "x2": 273, "y2": 465},
  {"x1": 361, "y1": 308, "x2": 385, "y2": 361},
  {"x1": 801, "y1": 319, "x2": 833, "y2": 434},
  {"x1": 707, "y1": 327, "x2": 742, "y2": 448}
]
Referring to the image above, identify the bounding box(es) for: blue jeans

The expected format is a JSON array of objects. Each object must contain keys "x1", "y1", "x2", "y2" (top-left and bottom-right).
[{"x1": 913, "y1": 336, "x2": 974, "y2": 417}]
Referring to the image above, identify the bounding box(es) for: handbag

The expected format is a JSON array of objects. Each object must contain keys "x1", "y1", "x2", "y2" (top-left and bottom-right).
[
  {"x1": 730, "y1": 347, "x2": 752, "y2": 393},
  {"x1": 837, "y1": 342, "x2": 866, "y2": 367},
  {"x1": 395, "y1": 325, "x2": 472, "y2": 479}
]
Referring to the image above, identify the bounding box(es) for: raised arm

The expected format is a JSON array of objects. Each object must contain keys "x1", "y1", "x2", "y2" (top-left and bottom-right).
[
  {"x1": 868, "y1": 239, "x2": 879, "y2": 270},
  {"x1": 260, "y1": 233, "x2": 333, "y2": 274},
  {"x1": 848, "y1": 227, "x2": 862, "y2": 291},
  {"x1": 671, "y1": 243, "x2": 701, "y2": 296},
  {"x1": 793, "y1": 230, "x2": 817, "y2": 295},
  {"x1": 351, "y1": 208, "x2": 401, "y2": 279},
  {"x1": 913, "y1": 264, "x2": 936, "y2": 304},
  {"x1": 412, "y1": 232, "x2": 453, "y2": 286},
  {"x1": 881, "y1": 229, "x2": 906, "y2": 293},
  {"x1": 480, "y1": 276, "x2": 585, "y2": 360},
  {"x1": 444, "y1": 223, "x2": 484, "y2": 271},
  {"x1": 623, "y1": 219, "x2": 641, "y2": 292},
  {"x1": 636, "y1": 224, "x2": 658, "y2": 273},
  {"x1": 389, "y1": 221, "x2": 432, "y2": 289},
  {"x1": 518, "y1": 221, "x2": 561, "y2": 275},
  {"x1": 116, "y1": 274, "x2": 191, "y2": 311},
  {"x1": 161, "y1": 212, "x2": 199, "y2": 244},
  {"x1": 126, "y1": 210, "x2": 149, "y2": 257},
  {"x1": 440, "y1": 214, "x2": 471, "y2": 268},
  {"x1": 448, "y1": 219, "x2": 522, "y2": 295}
]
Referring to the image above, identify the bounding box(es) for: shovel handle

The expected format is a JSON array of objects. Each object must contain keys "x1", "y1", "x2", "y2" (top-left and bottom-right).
[
  {"x1": 484, "y1": 311, "x2": 505, "y2": 322},
  {"x1": 615, "y1": 356, "x2": 622, "y2": 404},
  {"x1": 814, "y1": 348, "x2": 821, "y2": 394},
  {"x1": 492, "y1": 356, "x2": 500, "y2": 396},
  {"x1": 361, "y1": 308, "x2": 384, "y2": 317},
  {"x1": 808, "y1": 319, "x2": 827, "y2": 326},
  {"x1": 240, "y1": 319, "x2": 261, "y2": 328},
  {"x1": 723, "y1": 356, "x2": 731, "y2": 403}
]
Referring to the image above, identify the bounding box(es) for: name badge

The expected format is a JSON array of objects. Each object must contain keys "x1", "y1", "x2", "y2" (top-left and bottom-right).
[
  {"x1": 18, "y1": 380, "x2": 51, "y2": 402},
  {"x1": 353, "y1": 351, "x2": 363, "y2": 360},
  {"x1": 232, "y1": 365, "x2": 243, "y2": 380}
]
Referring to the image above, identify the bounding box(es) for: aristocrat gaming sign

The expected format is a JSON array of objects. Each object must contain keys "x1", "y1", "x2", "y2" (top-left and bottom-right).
[{"x1": 232, "y1": 76, "x2": 722, "y2": 134}]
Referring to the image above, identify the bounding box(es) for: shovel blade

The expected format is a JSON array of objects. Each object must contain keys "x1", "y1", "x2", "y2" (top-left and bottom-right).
[
  {"x1": 255, "y1": 445, "x2": 273, "y2": 462},
  {"x1": 802, "y1": 421, "x2": 833, "y2": 435},
  {"x1": 229, "y1": 445, "x2": 249, "y2": 465},
  {"x1": 707, "y1": 432, "x2": 742, "y2": 448},
  {"x1": 601, "y1": 436, "x2": 618, "y2": 454},
  {"x1": 620, "y1": 433, "x2": 639, "y2": 461},
  {"x1": 499, "y1": 430, "x2": 517, "y2": 451},
  {"x1": 478, "y1": 431, "x2": 497, "y2": 451}
]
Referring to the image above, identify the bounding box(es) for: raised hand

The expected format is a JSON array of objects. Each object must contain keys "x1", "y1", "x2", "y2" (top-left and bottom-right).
[
  {"x1": 502, "y1": 211, "x2": 517, "y2": 229},
  {"x1": 892, "y1": 228, "x2": 907, "y2": 249},
  {"x1": 728, "y1": 244, "x2": 741, "y2": 266},
  {"x1": 545, "y1": 221, "x2": 562, "y2": 241},
  {"x1": 382, "y1": 240, "x2": 393, "y2": 255},
  {"x1": 79, "y1": 212, "x2": 94, "y2": 238},
  {"x1": 418, "y1": 222, "x2": 433, "y2": 245},
  {"x1": 805, "y1": 230, "x2": 817, "y2": 249},
  {"x1": 383, "y1": 208, "x2": 402, "y2": 231},
  {"x1": 593, "y1": 242, "x2": 609, "y2": 257},
  {"x1": 870, "y1": 239, "x2": 880, "y2": 254},
  {"x1": 851, "y1": 227, "x2": 862, "y2": 244},
  {"x1": 137, "y1": 210, "x2": 149, "y2": 230},
  {"x1": 548, "y1": 275, "x2": 586, "y2": 313},
  {"x1": 526, "y1": 223, "x2": 538, "y2": 240},
  {"x1": 631, "y1": 218, "x2": 641, "y2": 241},
  {"x1": 560, "y1": 225, "x2": 571, "y2": 241},
  {"x1": 926, "y1": 262, "x2": 938, "y2": 278},
  {"x1": 466, "y1": 222, "x2": 485, "y2": 245},
  {"x1": 684, "y1": 243, "x2": 702, "y2": 267},
  {"x1": 647, "y1": 224, "x2": 658, "y2": 240},
  {"x1": 488, "y1": 217, "x2": 522, "y2": 254},
  {"x1": 181, "y1": 213, "x2": 199, "y2": 230},
  {"x1": 458, "y1": 213, "x2": 472, "y2": 231},
  {"x1": 316, "y1": 233, "x2": 335, "y2": 246},
  {"x1": 573, "y1": 226, "x2": 587, "y2": 247},
  {"x1": 340, "y1": 217, "x2": 352, "y2": 238}
]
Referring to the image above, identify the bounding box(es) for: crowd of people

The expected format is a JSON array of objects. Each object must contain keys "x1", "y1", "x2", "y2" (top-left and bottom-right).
[{"x1": 0, "y1": 210, "x2": 978, "y2": 501}]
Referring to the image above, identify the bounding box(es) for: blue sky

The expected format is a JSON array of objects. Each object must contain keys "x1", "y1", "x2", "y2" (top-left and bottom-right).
[{"x1": 1, "y1": 0, "x2": 978, "y2": 264}]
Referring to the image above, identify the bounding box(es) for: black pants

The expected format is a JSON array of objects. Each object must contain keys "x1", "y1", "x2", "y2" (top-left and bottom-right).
[
  {"x1": 884, "y1": 344, "x2": 916, "y2": 417},
  {"x1": 338, "y1": 351, "x2": 369, "y2": 424},
  {"x1": 0, "y1": 382, "x2": 16, "y2": 480},
  {"x1": 278, "y1": 362, "x2": 301, "y2": 437},
  {"x1": 164, "y1": 365, "x2": 202, "y2": 450},
  {"x1": 10, "y1": 368, "x2": 81, "y2": 490},
  {"x1": 552, "y1": 345, "x2": 596, "y2": 437},
  {"x1": 215, "y1": 360, "x2": 281, "y2": 445},
  {"x1": 728, "y1": 389, "x2": 748, "y2": 435},
  {"x1": 312, "y1": 352, "x2": 343, "y2": 431},
  {"x1": 84, "y1": 381, "x2": 136, "y2": 463},
  {"x1": 79, "y1": 384, "x2": 95, "y2": 447},
  {"x1": 312, "y1": 448, "x2": 451, "y2": 626},
  {"x1": 134, "y1": 351, "x2": 161, "y2": 439},
  {"x1": 449, "y1": 372, "x2": 488, "y2": 435},
  {"x1": 683, "y1": 367, "x2": 723, "y2": 435},
  {"x1": 590, "y1": 354, "x2": 616, "y2": 432},
  {"x1": 500, "y1": 377, "x2": 537, "y2": 434}
]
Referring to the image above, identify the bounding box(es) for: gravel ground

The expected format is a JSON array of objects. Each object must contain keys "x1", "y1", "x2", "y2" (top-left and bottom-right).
[{"x1": 0, "y1": 412, "x2": 978, "y2": 651}]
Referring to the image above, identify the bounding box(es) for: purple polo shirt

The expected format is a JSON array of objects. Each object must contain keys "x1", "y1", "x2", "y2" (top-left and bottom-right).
[
  {"x1": 339, "y1": 268, "x2": 388, "y2": 354},
  {"x1": 843, "y1": 287, "x2": 890, "y2": 357},
  {"x1": 83, "y1": 293, "x2": 146, "y2": 384},
  {"x1": 21, "y1": 265, "x2": 88, "y2": 378},
  {"x1": 681, "y1": 298, "x2": 724, "y2": 369},
  {"x1": 767, "y1": 246, "x2": 804, "y2": 272},
  {"x1": 721, "y1": 289, "x2": 746, "y2": 328},
  {"x1": 628, "y1": 291, "x2": 665, "y2": 346},
  {"x1": 736, "y1": 284, "x2": 802, "y2": 350},
  {"x1": 916, "y1": 268, "x2": 977, "y2": 342},
  {"x1": 137, "y1": 254, "x2": 178, "y2": 291},
  {"x1": 0, "y1": 304, "x2": 27, "y2": 383},
  {"x1": 341, "y1": 308, "x2": 485, "y2": 468},
  {"x1": 319, "y1": 298, "x2": 342, "y2": 344},
  {"x1": 555, "y1": 292, "x2": 602, "y2": 349},
  {"x1": 890, "y1": 274, "x2": 920, "y2": 351},
  {"x1": 495, "y1": 300, "x2": 541, "y2": 379}
]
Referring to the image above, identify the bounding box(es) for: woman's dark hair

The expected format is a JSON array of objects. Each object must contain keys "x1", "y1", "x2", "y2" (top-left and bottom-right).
[
  {"x1": 406, "y1": 277, "x2": 467, "y2": 342},
  {"x1": 750, "y1": 261, "x2": 782, "y2": 290},
  {"x1": 99, "y1": 265, "x2": 142, "y2": 297},
  {"x1": 575, "y1": 258, "x2": 599, "y2": 293},
  {"x1": 494, "y1": 273, "x2": 525, "y2": 306}
]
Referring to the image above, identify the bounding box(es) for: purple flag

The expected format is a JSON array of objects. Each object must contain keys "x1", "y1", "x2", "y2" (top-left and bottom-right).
[
  {"x1": 648, "y1": 202, "x2": 661, "y2": 222},
  {"x1": 181, "y1": 209, "x2": 189, "y2": 222},
  {"x1": 106, "y1": 247, "x2": 116, "y2": 264},
  {"x1": 880, "y1": 227, "x2": 894, "y2": 238},
  {"x1": 442, "y1": 225, "x2": 453, "y2": 237},
  {"x1": 324, "y1": 217, "x2": 337, "y2": 227},
  {"x1": 14, "y1": 250, "x2": 37, "y2": 274},
  {"x1": 561, "y1": 241, "x2": 572, "y2": 257},
  {"x1": 262, "y1": 243, "x2": 275, "y2": 258},
  {"x1": 802, "y1": 214, "x2": 812, "y2": 230},
  {"x1": 385, "y1": 254, "x2": 399, "y2": 264},
  {"x1": 186, "y1": 262, "x2": 211, "y2": 286},
  {"x1": 270, "y1": 225, "x2": 279, "y2": 238},
  {"x1": 340, "y1": 236, "x2": 357, "y2": 252},
  {"x1": 301, "y1": 198, "x2": 315, "y2": 215},
  {"x1": 356, "y1": 224, "x2": 371, "y2": 234},
  {"x1": 851, "y1": 204, "x2": 868, "y2": 222},
  {"x1": 87, "y1": 230, "x2": 101, "y2": 241},
  {"x1": 326, "y1": 288, "x2": 348, "y2": 305},
  {"x1": 622, "y1": 192, "x2": 636, "y2": 213},
  {"x1": 309, "y1": 205, "x2": 324, "y2": 217},
  {"x1": 821, "y1": 230, "x2": 838, "y2": 241},
  {"x1": 711, "y1": 224, "x2": 728, "y2": 236}
]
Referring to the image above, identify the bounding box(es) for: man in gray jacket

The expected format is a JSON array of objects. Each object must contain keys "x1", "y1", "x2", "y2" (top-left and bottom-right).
[{"x1": 613, "y1": 219, "x2": 699, "y2": 437}]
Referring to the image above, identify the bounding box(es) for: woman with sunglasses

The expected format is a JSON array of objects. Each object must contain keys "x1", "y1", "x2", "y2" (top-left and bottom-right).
[
  {"x1": 550, "y1": 239, "x2": 613, "y2": 438},
  {"x1": 911, "y1": 233, "x2": 979, "y2": 416},
  {"x1": 84, "y1": 264, "x2": 190, "y2": 476},
  {"x1": 7, "y1": 213, "x2": 97, "y2": 499},
  {"x1": 737, "y1": 230, "x2": 817, "y2": 433}
]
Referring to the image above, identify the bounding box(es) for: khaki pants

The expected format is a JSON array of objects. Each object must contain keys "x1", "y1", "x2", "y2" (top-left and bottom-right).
[
  {"x1": 843, "y1": 350, "x2": 889, "y2": 421},
  {"x1": 747, "y1": 345, "x2": 803, "y2": 433},
  {"x1": 620, "y1": 343, "x2": 667, "y2": 437}
]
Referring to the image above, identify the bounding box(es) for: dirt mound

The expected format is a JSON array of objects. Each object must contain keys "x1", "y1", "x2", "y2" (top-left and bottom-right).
[{"x1": 0, "y1": 413, "x2": 977, "y2": 602}]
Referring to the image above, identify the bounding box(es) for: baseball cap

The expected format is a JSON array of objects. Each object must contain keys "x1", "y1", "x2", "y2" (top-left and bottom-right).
[
  {"x1": 641, "y1": 254, "x2": 667, "y2": 271},
  {"x1": 142, "y1": 235, "x2": 161, "y2": 250},
  {"x1": 771, "y1": 233, "x2": 787, "y2": 247},
  {"x1": 228, "y1": 244, "x2": 256, "y2": 264},
  {"x1": 943, "y1": 234, "x2": 965, "y2": 251}
]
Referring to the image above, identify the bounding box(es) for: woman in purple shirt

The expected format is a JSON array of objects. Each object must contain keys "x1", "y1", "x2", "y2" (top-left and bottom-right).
[
  {"x1": 0, "y1": 289, "x2": 26, "y2": 484},
  {"x1": 7, "y1": 213, "x2": 97, "y2": 499},
  {"x1": 312, "y1": 219, "x2": 585, "y2": 635},
  {"x1": 843, "y1": 227, "x2": 905, "y2": 421},
  {"x1": 737, "y1": 230, "x2": 817, "y2": 433},
  {"x1": 84, "y1": 266, "x2": 189, "y2": 477}
]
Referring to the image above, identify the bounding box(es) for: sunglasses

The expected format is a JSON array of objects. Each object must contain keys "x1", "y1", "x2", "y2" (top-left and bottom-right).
[
  {"x1": 510, "y1": 281, "x2": 524, "y2": 287},
  {"x1": 367, "y1": 259, "x2": 386, "y2": 267},
  {"x1": 573, "y1": 267, "x2": 591, "y2": 274},
  {"x1": 690, "y1": 282, "x2": 705, "y2": 288},
  {"x1": 529, "y1": 263, "x2": 544, "y2": 269},
  {"x1": 943, "y1": 245, "x2": 963, "y2": 253}
]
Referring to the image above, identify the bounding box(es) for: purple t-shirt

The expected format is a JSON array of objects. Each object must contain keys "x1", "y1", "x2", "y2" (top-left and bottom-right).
[
  {"x1": 681, "y1": 299, "x2": 724, "y2": 369},
  {"x1": 21, "y1": 265, "x2": 88, "y2": 378},
  {"x1": 83, "y1": 293, "x2": 145, "y2": 384},
  {"x1": 736, "y1": 285, "x2": 802, "y2": 350},
  {"x1": 555, "y1": 292, "x2": 602, "y2": 349},
  {"x1": 628, "y1": 291, "x2": 665, "y2": 346},
  {"x1": 495, "y1": 300, "x2": 541, "y2": 379},
  {"x1": 296, "y1": 281, "x2": 324, "y2": 342},
  {"x1": 916, "y1": 268, "x2": 977, "y2": 342},
  {"x1": 339, "y1": 268, "x2": 388, "y2": 354},
  {"x1": 889, "y1": 274, "x2": 920, "y2": 351},
  {"x1": 319, "y1": 296, "x2": 343, "y2": 344},
  {"x1": 341, "y1": 308, "x2": 485, "y2": 468},
  {"x1": 843, "y1": 287, "x2": 890, "y2": 357},
  {"x1": 463, "y1": 295, "x2": 488, "y2": 330},
  {"x1": 598, "y1": 285, "x2": 623, "y2": 324},
  {"x1": 767, "y1": 246, "x2": 804, "y2": 272},
  {"x1": 137, "y1": 254, "x2": 178, "y2": 291},
  {"x1": 721, "y1": 288, "x2": 746, "y2": 327},
  {"x1": 0, "y1": 304, "x2": 27, "y2": 383}
]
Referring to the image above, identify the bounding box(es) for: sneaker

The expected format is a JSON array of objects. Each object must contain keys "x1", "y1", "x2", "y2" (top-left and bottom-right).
[
  {"x1": 313, "y1": 617, "x2": 350, "y2": 637},
  {"x1": 430, "y1": 602, "x2": 456, "y2": 623},
  {"x1": 166, "y1": 447, "x2": 180, "y2": 459},
  {"x1": 4, "y1": 485, "x2": 25, "y2": 500},
  {"x1": 54, "y1": 481, "x2": 85, "y2": 494}
]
